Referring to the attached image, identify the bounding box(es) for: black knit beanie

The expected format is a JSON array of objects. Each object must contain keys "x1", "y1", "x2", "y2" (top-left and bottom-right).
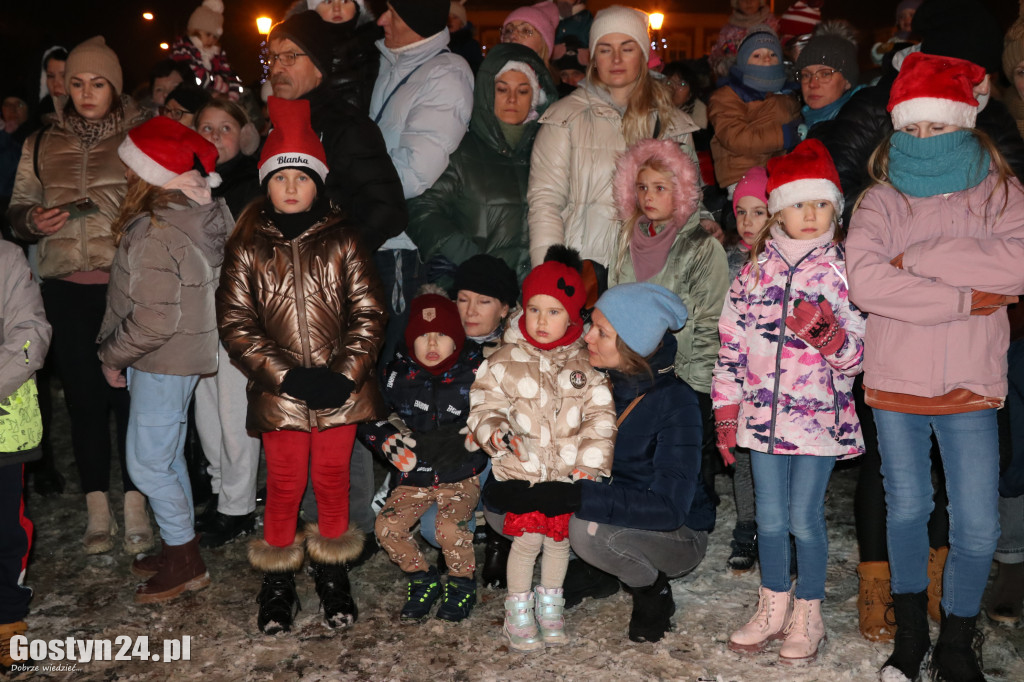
[
  {"x1": 796, "y1": 33, "x2": 859, "y2": 85},
  {"x1": 452, "y1": 254, "x2": 519, "y2": 307},
  {"x1": 270, "y1": 10, "x2": 333, "y2": 77},
  {"x1": 389, "y1": 0, "x2": 449, "y2": 39},
  {"x1": 912, "y1": 0, "x2": 1002, "y2": 73}
]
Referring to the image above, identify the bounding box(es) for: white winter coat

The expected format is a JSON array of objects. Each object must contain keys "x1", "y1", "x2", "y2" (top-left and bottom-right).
[{"x1": 527, "y1": 82, "x2": 700, "y2": 267}]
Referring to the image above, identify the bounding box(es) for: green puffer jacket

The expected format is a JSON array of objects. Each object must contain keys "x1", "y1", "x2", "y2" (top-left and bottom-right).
[
  {"x1": 610, "y1": 221, "x2": 730, "y2": 395},
  {"x1": 407, "y1": 43, "x2": 558, "y2": 284}
]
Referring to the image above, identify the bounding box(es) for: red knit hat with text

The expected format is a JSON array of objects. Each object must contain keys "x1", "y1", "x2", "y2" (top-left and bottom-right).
[
  {"x1": 118, "y1": 116, "x2": 220, "y2": 187},
  {"x1": 259, "y1": 96, "x2": 329, "y2": 186},
  {"x1": 887, "y1": 51, "x2": 985, "y2": 131},
  {"x1": 766, "y1": 139, "x2": 843, "y2": 215},
  {"x1": 519, "y1": 248, "x2": 587, "y2": 350},
  {"x1": 404, "y1": 294, "x2": 466, "y2": 375}
]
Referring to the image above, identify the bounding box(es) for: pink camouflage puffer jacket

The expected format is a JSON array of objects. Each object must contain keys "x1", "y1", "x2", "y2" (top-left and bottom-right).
[{"x1": 713, "y1": 240, "x2": 866, "y2": 458}]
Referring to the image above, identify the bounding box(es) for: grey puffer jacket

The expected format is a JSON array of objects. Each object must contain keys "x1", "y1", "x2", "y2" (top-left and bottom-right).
[{"x1": 97, "y1": 195, "x2": 231, "y2": 376}]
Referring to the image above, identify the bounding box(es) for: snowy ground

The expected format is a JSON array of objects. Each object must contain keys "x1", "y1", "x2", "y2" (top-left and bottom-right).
[{"x1": 10, "y1": 386, "x2": 1024, "y2": 682}]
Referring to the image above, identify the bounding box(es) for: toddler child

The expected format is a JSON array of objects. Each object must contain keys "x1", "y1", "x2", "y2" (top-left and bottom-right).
[
  {"x1": 469, "y1": 247, "x2": 616, "y2": 652},
  {"x1": 363, "y1": 292, "x2": 488, "y2": 623},
  {"x1": 217, "y1": 96, "x2": 386, "y2": 634},
  {"x1": 170, "y1": 0, "x2": 243, "y2": 99},
  {"x1": 713, "y1": 139, "x2": 865, "y2": 664}
]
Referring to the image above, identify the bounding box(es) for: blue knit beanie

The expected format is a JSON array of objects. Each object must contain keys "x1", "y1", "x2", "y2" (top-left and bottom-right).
[
  {"x1": 736, "y1": 27, "x2": 786, "y2": 93},
  {"x1": 594, "y1": 283, "x2": 688, "y2": 358}
]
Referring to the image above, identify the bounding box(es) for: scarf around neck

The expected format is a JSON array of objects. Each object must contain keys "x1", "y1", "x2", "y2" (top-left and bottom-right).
[
  {"x1": 518, "y1": 314, "x2": 583, "y2": 351},
  {"x1": 736, "y1": 63, "x2": 786, "y2": 94},
  {"x1": 64, "y1": 105, "x2": 121, "y2": 149},
  {"x1": 630, "y1": 218, "x2": 681, "y2": 282},
  {"x1": 769, "y1": 222, "x2": 836, "y2": 266},
  {"x1": 888, "y1": 129, "x2": 990, "y2": 197},
  {"x1": 802, "y1": 85, "x2": 861, "y2": 131}
]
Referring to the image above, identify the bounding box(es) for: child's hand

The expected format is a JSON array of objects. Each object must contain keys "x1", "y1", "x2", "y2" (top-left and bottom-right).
[
  {"x1": 970, "y1": 290, "x2": 1018, "y2": 316},
  {"x1": 101, "y1": 364, "x2": 126, "y2": 389},
  {"x1": 381, "y1": 433, "x2": 417, "y2": 472},
  {"x1": 460, "y1": 426, "x2": 480, "y2": 452},
  {"x1": 490, "y1": 429, "x2": 528, "y2": 461},
  {"x1": 714, "y1": 404, "x2": 739, "y2": 466},
  {"x1": 785, "y1": 299, "x2": 846, "y2": 356}
]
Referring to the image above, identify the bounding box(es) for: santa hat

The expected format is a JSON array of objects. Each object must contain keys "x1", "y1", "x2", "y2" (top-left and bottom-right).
[
  {"x1": 519, "y1": 247, "x2": 587, "y2": 349},
  {"x1": 779, "y1": 0, "x2": 823, "y2": 43},
  {"x1": 188, "y1": 0, "x2": 224, "y2": 38},
  {"x1": 118, "y1": 116, "x2": 220, "y2": 188},
  {"x1": 888, "y1": 51, "x2": 984, "y2": 130},
  {"x1": 766, "y1": 139, "x2": 843, "y2": 215},
  {"x1": 258, "y1": 97, "x2": 329, "y2": 186},
  {"x1": 404, "y1": 293, "x2": 466, "y2": 375}
]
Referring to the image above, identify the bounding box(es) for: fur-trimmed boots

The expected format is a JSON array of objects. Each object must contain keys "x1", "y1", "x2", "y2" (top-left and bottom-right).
[
  {"x1": 249, "y1": 532, "x2": 305, "y2": 635},
  {"x1": 306, "y1": 523, "x2": 363, "y2": 629}
]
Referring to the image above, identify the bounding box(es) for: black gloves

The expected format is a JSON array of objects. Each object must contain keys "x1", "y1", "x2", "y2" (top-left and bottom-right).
[
  {"x1": 483, "y1": 480, "x2": 583, "y2": 517},
  {"x1": 280, "y1": 367, "x2": 355, "y2": 410}
]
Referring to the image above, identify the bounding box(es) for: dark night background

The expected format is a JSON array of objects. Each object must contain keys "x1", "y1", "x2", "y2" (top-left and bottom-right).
[{"x1": 0, "y1": 0, "x2": 1017, "y2": 103}]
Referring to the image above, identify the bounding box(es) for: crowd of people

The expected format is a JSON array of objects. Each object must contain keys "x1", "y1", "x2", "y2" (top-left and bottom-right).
[{"x1": 1, "y1": 0, "x2": 1024, "y2": 680}]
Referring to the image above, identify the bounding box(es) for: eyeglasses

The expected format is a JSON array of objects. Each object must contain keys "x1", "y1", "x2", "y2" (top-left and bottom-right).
[
  {"x1": 797, "y1": 68, "x2": 839, "y2": 84},
  {"x1": 667, "y1": 79, "x2": 688, "y2": 90},
  {"x1": 501, "y1": 23, "x2": 536, "y2": 43},
  {"x1": 267, "y1": 51, "x2": 309, "y2": 67},
  {"x1": 159, "y1": 106, "x2": 189, "y2": 121}
]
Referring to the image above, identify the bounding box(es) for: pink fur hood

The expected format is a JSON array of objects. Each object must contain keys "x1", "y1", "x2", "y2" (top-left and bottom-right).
[{"x1": 613, "y1": 138, "x2": 702, "y2": 228}]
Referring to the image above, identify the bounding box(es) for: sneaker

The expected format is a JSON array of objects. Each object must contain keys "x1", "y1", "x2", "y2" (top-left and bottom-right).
[
  {"x1": 436, "y1": 576, "x2": 476, "y2": 623},
  {"x1": 401, "y1": 568, "x2": 442, "y2": 622}
]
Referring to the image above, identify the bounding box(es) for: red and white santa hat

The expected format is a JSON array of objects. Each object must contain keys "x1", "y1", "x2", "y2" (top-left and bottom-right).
[
  {"x1": 888, "y1": 51, "x2": 985, "y2": 130},
  {"x1": 118, "y1": 116, "x2": 221, "y2": 188},
  {"x1": 258, "y1": 96, "x2": 329, "y2": 186},
  {"x1": 766, "y1": 139, "x2": 844, "y2": 215}
]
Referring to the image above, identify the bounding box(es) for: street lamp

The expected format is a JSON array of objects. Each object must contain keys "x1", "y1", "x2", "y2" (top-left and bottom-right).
[
  {"x1": 649, "y1": 12, "x2": 664, "y2": 31},
  {"x1": 256, "y1": 16, "x2": 273, "y2": 35},
  {"x1": 159, "y1": 42, "x2": 169, "y2": 50},
  {"x1": 142, "y1": 12, "x2": 154, "y2": 21}
]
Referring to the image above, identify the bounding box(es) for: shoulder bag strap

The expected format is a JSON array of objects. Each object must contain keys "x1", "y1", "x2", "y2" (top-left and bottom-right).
[{"x1": 615, "y1": 393, "x2": 646, "y2": 427}]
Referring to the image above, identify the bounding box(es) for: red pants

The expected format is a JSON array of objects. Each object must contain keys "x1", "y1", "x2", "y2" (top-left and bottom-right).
[{"x1": 261, "y1": 426, "x2": 356, "y2": 548}]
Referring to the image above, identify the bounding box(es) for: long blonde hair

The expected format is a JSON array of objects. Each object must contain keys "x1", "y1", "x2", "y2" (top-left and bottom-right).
[
  {"x1": 856, "y1": 127, "x2": 1018, "y2": 219},
  {"x1": 587, "y1": 62, "x2": 677, "y2": 146},
  {"x1": 110, "y1": 176, "x2": 176, "y2": 246}
]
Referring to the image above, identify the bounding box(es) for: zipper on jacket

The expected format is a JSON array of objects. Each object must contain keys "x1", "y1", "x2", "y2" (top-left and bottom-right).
[
  {"x1": 79, "y1": 146, "x2": 90, "y2": 270},
  {"x1": 765, "y1": 248, "x2": 816, "y2": 454},
  {"x1": 289, "y1": 239, "x2": 315, "y2": 429}
]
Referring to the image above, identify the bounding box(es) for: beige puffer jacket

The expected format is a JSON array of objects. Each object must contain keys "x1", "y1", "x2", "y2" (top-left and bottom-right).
[
  {"x1": 97, "y1": 196, "x2": 231, "y2": 376},
  {"x1": 468, "y1": 311, "x2": 616, "y2": 484},
  {"x1": 8, "y1": 95, "x2": 148, "y2": 279},
  {"x1": 527, "y1": 82, "x2": 699, "y2": 268}
]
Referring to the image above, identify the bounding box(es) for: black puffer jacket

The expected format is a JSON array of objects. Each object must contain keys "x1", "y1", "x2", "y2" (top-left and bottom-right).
[
  {"x1": 359, "y1": 343, "x2": 487, "y2": 487},
  {"x1": 303, "y1": 83, "x2": 408, "y2": 252},
  {"x1": 213, "y1": 153, "x2": 259, "y2": 220},
  {"x1": 809, "y1": 67, "x2": 1024, "y2": 225}
]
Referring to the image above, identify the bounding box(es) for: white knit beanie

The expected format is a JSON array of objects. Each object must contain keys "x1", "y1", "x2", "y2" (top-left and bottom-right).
[{"x1": 589, "y1": 6, "x2": 650, "y2": 62}]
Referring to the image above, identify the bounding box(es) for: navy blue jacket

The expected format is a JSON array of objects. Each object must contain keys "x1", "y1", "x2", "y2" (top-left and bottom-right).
[
  {"x1": 577, "y1": 334, "x2": 716, "y2": 533},
  {"x1": 358, "y1": 342, "x2": 487, "y2": 487}
]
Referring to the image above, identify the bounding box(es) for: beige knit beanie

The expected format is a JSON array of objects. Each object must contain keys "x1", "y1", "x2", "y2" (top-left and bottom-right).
[
  {"x1": 1005, "y1": 0, "x2": 1024, "y2": 81},
  {"x1": 65, "y1": 36, "x2": 123, "y2": 95},
  {"x1": 589, "y1": 6, "x2": 650, "y2": 62},
  {"x1": 188, "y1": 0, "x2": 225, "y2": 38}
]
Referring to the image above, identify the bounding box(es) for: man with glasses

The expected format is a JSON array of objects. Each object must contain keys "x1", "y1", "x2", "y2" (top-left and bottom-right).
[{"x1": 267, "y1": 10, "x2": 408, "y2": 569}]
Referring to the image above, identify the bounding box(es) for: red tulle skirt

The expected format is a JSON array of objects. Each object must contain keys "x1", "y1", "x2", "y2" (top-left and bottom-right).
[{"x1": 502, "y1": 511, "x2": 571, "y2": 541}]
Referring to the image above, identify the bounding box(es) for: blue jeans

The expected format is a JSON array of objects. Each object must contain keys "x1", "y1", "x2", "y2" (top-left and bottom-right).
[
  {"x1": 420, "y1": 461, "x2": 491, "y2": 548},
  {"x1": 750, "y1": 451, "x2": 835, "y2": 600},
  {"x1": 874, "y1": 408, "x2": 1000, "y2": 617},
  {"x1": 126, "y1": 369, "x2": 200, "y2": 546}
]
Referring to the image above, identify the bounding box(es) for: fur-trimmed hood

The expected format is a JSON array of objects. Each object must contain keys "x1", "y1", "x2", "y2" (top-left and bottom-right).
[{"x1": 612, "y1": 138, "x2": 701, "y2": 228}]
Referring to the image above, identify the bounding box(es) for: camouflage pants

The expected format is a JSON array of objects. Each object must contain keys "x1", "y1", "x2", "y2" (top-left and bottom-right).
[{"x1": 374, "y1": 476, "x2": 480, "y2": 578}]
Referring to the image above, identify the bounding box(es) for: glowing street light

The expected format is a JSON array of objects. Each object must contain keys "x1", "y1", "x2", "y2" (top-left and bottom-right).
[
  {"x1": 256, "y1": 16, "x2": 273, "y2": 35},
  {"x1": 649, "y1": 12, "x2": 664, "y2": 31},
  {"x1": 142, "y1": 12, "x2": 154, "y2": 20},
  {"x1": 159, "y1": 42, "x2": 169, "y2": 50}
]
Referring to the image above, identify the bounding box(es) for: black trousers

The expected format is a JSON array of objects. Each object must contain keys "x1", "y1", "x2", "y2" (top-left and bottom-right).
[
  {"x1": 41, "y1": 279, "x2": 133, "y2": 494},
  {"x1": 0, "y1": 463, "x2": 31, "y2": 623}
]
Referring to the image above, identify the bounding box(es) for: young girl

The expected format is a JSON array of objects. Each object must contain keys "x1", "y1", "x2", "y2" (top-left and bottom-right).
[
  {"x1": 364, "y1": 292, "x2": 488, "y2": 624},
  {"x1": 728, "y1": 166, "x2": 770, "y2": 280},
  {"x1": 707, "y1": 26, "x2": 801, "y2": 192},
  {"x1": 846, "y1": 52, "x2": 1024, "y2": 681},
  {"x1": 609, "y1": 137, "x2": 735, "y2": 564},
  {"x1": 96, "y1": 116, "x2": 229, "y2": 603},
  {"x1": 469, "y1": 247, "x2": 616, "y2": 651},
  {"x1": 169, "y1": 0, "x2": 243, "y2": 99},
  {"x1": 216, "y1": 96, "x2": 386, "y2": 634},
  {"x1": 713, "y1": 138, "x2": 865, "y2": 664}
]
